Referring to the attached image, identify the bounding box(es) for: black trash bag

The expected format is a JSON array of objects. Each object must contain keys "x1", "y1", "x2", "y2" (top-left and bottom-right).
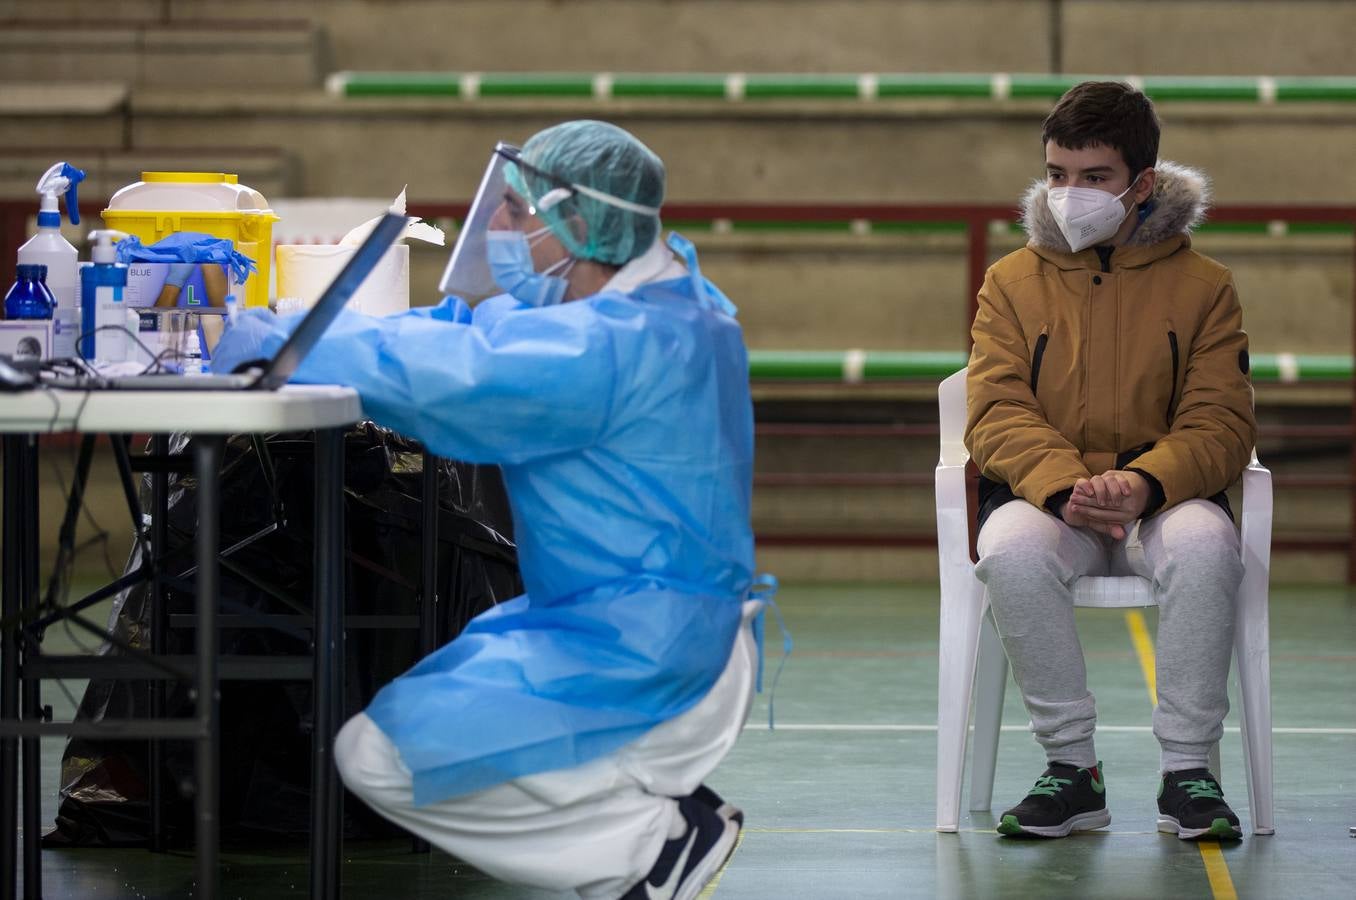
[{"x1": 44, "y1": 424, "x2": 522, "y2": 847}]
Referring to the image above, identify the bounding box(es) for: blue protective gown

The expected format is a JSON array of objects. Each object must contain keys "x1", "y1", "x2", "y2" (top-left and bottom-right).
[{"x1": 230, "y1": 239, "x2": 754, "y2": 805}]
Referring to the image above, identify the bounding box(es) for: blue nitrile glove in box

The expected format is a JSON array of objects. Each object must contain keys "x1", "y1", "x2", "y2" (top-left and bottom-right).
[{"x1": 113, "y1": 232, "x2": 257, "y2": 284}]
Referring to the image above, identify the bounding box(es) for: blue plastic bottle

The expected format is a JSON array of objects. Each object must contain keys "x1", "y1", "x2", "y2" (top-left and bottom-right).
[
  {"x1": 4, "y1": 264, "x2": 55, "y2": 319},
  {"x1": 36, "y1": 267, "x2": 59, "y2": 317},
  {"x1": 80, "y1": 230, "x2": 130, "y2": 361}
]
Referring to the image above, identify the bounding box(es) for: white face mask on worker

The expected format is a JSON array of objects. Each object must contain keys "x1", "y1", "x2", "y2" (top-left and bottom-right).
[{"x1": 1047, "y1": 173, "x2": 1143, "y2": 252}]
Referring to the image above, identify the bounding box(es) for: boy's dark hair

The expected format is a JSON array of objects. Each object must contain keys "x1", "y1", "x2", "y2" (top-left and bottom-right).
[{"x1": 1042, "y1": 81, "x2": 1161, "y2": 176}]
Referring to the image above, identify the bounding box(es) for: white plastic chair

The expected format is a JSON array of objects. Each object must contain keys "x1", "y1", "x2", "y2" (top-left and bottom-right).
[{"x1": 934, "y1": 369, "x2": 1274, "y2": 835}]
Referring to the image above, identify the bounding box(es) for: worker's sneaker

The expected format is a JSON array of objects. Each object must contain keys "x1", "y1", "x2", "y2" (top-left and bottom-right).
[
  {"x1": 1157, "y1": 769, "x2": 1242, "y2": 840},
  {"x1": 692, "y1": 784, "x2": 744, "y2": 827},
  {"x1": 620, "y1": 792, "x2": 741, "y2": 900},
  {"x1": 997, "y1": 761, "x2": 1111, "y2": 837}
]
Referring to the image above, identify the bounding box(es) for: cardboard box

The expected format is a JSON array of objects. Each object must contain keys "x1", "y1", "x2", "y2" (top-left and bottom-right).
[
  {"x1": 0, "y1": 320, "x2": 54, "y2": 361},
  {"x1": 123, "y1": 262, "x2": 243, "y2": 310}
]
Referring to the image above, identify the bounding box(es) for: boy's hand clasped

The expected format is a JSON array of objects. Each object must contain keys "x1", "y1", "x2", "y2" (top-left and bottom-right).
[{"x1": 1060, "y1": 470, "x2": 1151, "y2": 540}]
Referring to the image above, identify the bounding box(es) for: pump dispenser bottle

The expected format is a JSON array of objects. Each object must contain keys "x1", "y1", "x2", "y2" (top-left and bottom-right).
[{"x1": 81, "y1": 230, "x2": 130, "y2": 363}]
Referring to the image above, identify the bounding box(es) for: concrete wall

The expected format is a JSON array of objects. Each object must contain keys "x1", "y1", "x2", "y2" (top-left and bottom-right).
[
  {"x1": 0, "y1": 21, "x2": 321, "y2": 87},
  {"x1": 1063, "y1": 1, "x2": 1356, "y2": 76},
  {"x1": 96, "y1": 96, "x2": 1356, "y2": 205},
  {"x1": 10, "y1": 0, "x2": 1356, "y2": 76},
  {"x1": 4, "y1": 0, "x2": 1053, "y2": 74},
  {"x1": 396, "y1": 231, "x2": 1356, "y2": 358}
]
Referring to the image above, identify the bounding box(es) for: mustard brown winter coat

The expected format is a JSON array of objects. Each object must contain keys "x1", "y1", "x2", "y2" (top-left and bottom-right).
[{"x1": 965, "y1": 161, "x2": 1256, "y2": 523}]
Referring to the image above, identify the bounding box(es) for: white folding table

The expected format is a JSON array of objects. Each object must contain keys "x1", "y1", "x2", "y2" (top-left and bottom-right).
[{"x1": 0, "y1": 384, "x2": 362, "y2": 900}]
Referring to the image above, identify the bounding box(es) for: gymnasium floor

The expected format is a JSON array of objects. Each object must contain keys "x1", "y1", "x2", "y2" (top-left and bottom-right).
[{"x1": 15, "y1": 582, "x2": 1356, "y2": 898}]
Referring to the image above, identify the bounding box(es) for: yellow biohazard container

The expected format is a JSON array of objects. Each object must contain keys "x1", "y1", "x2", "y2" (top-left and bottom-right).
[{"x1": 101, "y1": 172, "x2": 279, "y2": 308}]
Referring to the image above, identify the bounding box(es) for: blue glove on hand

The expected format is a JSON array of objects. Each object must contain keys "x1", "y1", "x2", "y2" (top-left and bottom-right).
[{"x1": 212, "y1": 307, "x2": 280, "y2": 374}]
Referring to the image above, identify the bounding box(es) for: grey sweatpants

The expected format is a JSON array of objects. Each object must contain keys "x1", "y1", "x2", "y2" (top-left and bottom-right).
[{"x1": 975, "y1": 498, "x2": 1242, "y2": 773}]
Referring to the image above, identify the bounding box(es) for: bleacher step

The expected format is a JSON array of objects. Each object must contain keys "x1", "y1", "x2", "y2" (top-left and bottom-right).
[
  {"x1": 0, "y1": 20, "x2": 323, "y2": 87},
  {"x1": 0, "y1": 146, "x2": 299, "y2": 203}
]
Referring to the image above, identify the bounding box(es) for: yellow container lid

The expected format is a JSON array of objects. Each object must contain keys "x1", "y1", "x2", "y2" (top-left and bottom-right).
[{"x1": 141, "y1": 172, "x2": 235, "y2": 184}]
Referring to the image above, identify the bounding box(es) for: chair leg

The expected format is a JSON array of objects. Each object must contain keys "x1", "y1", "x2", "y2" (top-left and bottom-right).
[
  {"x1": 936, "y1": 578, "x2": 986, "y2": 832},
  {"x1": 968, "y1": 612, "x2": 1007, "y2": 812},
  {"x1": 1235, "y1": 586, "x2": 1275, "y2": 835}
]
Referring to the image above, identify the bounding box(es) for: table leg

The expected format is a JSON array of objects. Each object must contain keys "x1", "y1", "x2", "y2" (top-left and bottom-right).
[
  {"x1": 18, "y1": 437, "x2": 40, "y2": 899},
  {"x1": 1, "y1": 436, "x2": 23, "y2": 900},
  {"x1": 149, "y1": 435, "x2": 168, "y2": 853},
  {"x1": 193, "y1": 437, "x2": 224, "y2": 900},
  {"x1": 419, "y1": 451, "x2": 439, "y2": 659},
  {"x1": 411, "y1": 451, "x2": 439, "y2": 855},
  {"x1": 310, "y1": 428, "x2": 344, "y2": 900}
]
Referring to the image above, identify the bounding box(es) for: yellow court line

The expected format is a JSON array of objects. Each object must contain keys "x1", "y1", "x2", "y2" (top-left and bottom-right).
[
  {"x1": 1125, "y1": 609, "x2": 1159, "y2": 706},
  {"x1": 1124, "y1": 610, "x2": 1238, "y2": 900},
  {"x1": 697, "y1": 829, "x2": 744, "y2": 899},
  {"x1": 1199, "y1": 842, "x2": 1240, "y2": 900}
]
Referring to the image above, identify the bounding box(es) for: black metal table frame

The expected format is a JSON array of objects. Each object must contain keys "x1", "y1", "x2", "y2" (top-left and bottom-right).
[{"x1": 0, "y1": 426, "x2": 350, "y2": 900}]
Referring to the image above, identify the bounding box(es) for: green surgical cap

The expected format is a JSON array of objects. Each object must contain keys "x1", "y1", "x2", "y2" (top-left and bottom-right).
[{"x1": 505, "y1": 120, "x2": 665, "y2": 266}]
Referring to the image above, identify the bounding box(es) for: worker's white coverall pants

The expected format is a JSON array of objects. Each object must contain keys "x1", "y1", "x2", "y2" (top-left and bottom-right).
[{"x1": 334, "y1": 600, "x2": 762, "y2": 899}]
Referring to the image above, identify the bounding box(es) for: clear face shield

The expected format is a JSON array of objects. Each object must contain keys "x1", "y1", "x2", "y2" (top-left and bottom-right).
[
  {"x1": 439, "y1": 141, "x2": 663, "y2": 303},
  {"x1": 438, "y1": 142, "x2": 577, "y2": 302}
]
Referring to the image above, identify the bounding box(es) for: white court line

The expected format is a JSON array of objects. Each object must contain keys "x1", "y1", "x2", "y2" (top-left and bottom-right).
[
  {"x1": 748, "y1": 723, "x2": 1356, "y2": 735},
  {"x1": 744, "y1": 827, "x2": 1161, "y2": 836}
]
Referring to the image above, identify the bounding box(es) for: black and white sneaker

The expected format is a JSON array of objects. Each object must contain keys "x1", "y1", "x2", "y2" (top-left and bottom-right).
[
  {"x1": 997, "y1": 761, "x2": 1111, "y2": 838},
  {"x1": 692, "y1": 784, "x2": 744, "y2": 827},
  {"x1": 1157, "y1": 769, "x2": 1243, "y2": 840},
  {"x1": 620, "y1": 791, "x2": 742, "y2": 900}
]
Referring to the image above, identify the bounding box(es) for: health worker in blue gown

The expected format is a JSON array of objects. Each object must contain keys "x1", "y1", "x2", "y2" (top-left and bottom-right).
[{"x1": 213, "y1": 120, "x2": 768, "y2": 899}]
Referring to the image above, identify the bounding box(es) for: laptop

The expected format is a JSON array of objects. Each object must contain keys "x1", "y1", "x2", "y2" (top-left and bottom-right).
[{"x1": 102, "y1": 212, "x2": 407, "y2": 391}]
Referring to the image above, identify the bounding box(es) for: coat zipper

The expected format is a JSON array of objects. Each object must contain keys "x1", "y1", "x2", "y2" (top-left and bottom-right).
[
  {"x1": 1167, "y1": 330, "x2": 1180, "y2": 421},
  {"x1": 1031, "y1": 331, "x2": 1049, "y2": 394}
]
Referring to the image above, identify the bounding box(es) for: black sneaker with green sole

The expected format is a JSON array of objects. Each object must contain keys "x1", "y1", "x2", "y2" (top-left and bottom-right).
[
  {"x1": 997, "y1": 762, "x2": 1111, "y2": 838},
  {"x1": 1157, "y1": 769, "x2": 1243, "y2": 840}
]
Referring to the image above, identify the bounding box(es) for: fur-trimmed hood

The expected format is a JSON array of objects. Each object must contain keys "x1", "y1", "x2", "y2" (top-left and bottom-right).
[{"x1": 1020, "y1": 160, "x2": 1211, "y2": 254}]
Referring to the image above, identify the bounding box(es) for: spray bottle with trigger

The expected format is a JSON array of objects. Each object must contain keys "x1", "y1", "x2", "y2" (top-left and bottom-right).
[{"x1": 18, "y1": 162, "x2": 86, "y2": 358}]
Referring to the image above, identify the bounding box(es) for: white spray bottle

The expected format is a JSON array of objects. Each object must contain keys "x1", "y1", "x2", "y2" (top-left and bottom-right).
[{"x1": 18, "y1": 162, "x2": 86, "y2": 358}]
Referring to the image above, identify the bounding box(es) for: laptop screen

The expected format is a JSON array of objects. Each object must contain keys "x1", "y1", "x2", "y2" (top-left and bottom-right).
[{"x1": 256, "y1": 212, "x2": 408, "y2": 390}]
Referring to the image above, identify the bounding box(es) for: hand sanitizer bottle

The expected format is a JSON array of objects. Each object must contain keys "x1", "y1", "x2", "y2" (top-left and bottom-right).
[{"x1": 81, "y1": 230, "x2": 130, "y2": 363}]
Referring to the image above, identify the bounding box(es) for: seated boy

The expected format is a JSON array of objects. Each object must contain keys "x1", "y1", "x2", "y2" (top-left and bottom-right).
[{"x1": 966, "y1": 81, "x2": 1256, "y2": 840}]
